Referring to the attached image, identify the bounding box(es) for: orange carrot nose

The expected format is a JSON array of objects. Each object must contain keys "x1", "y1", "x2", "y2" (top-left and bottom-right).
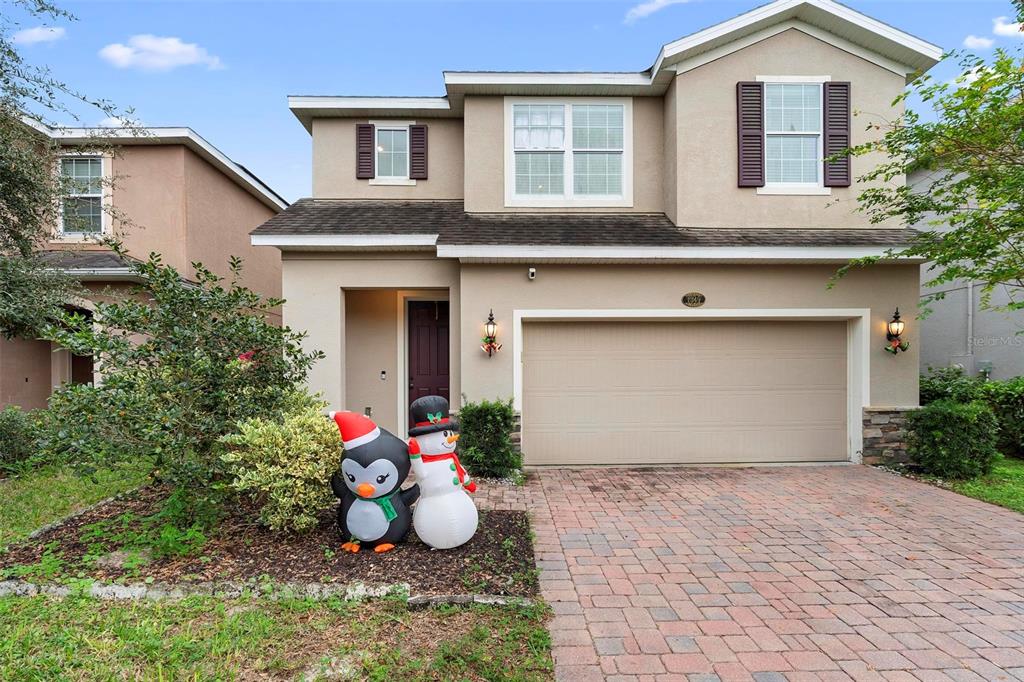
[
  {"x1": 447, "y1": 434, "x2": 460, "y2": 444},
  {"x1": 356, "y1": 483, "x2": 376, "y2": 498}
]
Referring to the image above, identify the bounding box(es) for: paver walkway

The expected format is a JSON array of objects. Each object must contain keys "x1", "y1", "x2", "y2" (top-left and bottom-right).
[{"x1": 480, "y1": 465, "x2": 1024, "y2": 682}]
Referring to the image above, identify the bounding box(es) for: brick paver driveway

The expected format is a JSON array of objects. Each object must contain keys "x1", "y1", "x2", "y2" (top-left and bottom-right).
[{"x1": 488, "y1": 465, "x2": 1024, "y2": 681}]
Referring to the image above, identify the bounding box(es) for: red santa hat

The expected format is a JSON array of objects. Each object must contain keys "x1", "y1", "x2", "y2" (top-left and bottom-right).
[{"x1": 329, "y1": 411, "x2": 381, "y2": 450}]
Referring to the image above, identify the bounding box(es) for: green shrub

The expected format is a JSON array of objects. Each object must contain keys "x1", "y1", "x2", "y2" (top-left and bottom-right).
[
  {"x1": 219, "y1": 396, "x2": 341, "y2": 533},
  {"x1": 42, "y1": 254, "x2": 323, "y2": 509},
  {"x1": 920, "y1": 366, "x2": 984, "y2": 405},
  {"x1": 457, "y1": 397, "x2": 520, "y2": 478},
  {"x1": 0, "y1": 406, "x2": 36, "y2": 473},
  {"x1": 906, "y1": 399, "x2": 1000, "y2": 479},
  {"x1": 980, "y1": 377, "x2": 1024, "y2": 458}
]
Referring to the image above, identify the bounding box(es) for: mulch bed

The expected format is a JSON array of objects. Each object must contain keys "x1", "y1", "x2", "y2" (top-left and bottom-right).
[{"x1": 0, "y1": 486, "x2": 537, "y2": 597}]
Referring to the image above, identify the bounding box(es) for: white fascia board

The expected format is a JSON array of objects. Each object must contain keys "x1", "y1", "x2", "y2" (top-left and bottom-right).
[
  {"x1": 54, "y1": 267, "x2": 141, "y2": 281},
  {"x1": 49, "y1": 127, "x2": 288, "y2": 212},
  {"x1": 443, "y1": 72, "x2": 652, "y2": 87},
  {"x1": 251, "y1": 234, "x2": 439, "y2": 248},
  {"x1": 436, "y1": 244, "x2": 915, "y2": 262},
  {"x1": 288, "y1": 96, "x2": 451, "y2": 111}
]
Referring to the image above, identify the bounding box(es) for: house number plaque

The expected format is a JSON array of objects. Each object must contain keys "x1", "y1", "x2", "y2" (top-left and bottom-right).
[{"x1": 681, "y1": 292, "x2": 706, "y2": 308}]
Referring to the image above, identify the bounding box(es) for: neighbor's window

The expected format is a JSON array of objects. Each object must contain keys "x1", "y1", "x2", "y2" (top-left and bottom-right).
[
  {"x1": 510, "y1": 100, "x2": 629, "y2": 203},
  {"x1": 376, "y1": 127, "x2": 409, "y2": 179},
  {"x1": 764, "y1": 83, "x2": 821, "y2": 185},
  {"x1": 60, "y1": 156, "x2": 103, "y2": 235}
]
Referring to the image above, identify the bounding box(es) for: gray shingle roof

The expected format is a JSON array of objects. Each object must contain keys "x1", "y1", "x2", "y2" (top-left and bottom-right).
[
  {"x1": 251, "y1": 199, "x2": 916, "y2": 248},
  {"x1": 40, "y1": 250, "x2": 134, "y2": 271}
]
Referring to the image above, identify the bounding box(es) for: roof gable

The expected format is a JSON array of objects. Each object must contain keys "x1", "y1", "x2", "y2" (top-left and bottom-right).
[{"x1": 290, "y1": 0, "x2": 941, "y2": 127}]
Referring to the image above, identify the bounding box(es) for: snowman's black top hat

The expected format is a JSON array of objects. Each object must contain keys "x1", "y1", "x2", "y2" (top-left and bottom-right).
[{"x1": 409, "y1": 395, "x2": 458, "y2": 437}]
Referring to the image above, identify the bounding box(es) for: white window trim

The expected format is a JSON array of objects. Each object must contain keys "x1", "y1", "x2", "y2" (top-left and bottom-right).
[
  {"x1": 503, "y1": 97, "x2": 633, "y2": 208},
  {"x1": 368, "y1": 119, "x2": 417, "y2": 186},
  {"x1": 54, "y1": 153, "x2": 111, "y2": 241},
  {"x1": 755, "y1": 76, "x2": 832, "y2": 197}
]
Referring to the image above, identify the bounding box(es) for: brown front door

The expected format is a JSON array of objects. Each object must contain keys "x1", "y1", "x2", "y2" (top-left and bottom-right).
[{"x1": 408, "y1": 300, "x2": 449, "y2": 428}]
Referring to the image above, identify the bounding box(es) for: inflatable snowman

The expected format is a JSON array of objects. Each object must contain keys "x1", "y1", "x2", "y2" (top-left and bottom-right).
[{"x1": 407, "y1": 396, "x2": 479, "y2": 550}]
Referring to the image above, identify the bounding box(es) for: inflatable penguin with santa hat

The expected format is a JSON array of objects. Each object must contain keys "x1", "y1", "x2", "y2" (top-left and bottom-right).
[{"x1": 329, "y1": 411, "x2": 419, "y2": 553}]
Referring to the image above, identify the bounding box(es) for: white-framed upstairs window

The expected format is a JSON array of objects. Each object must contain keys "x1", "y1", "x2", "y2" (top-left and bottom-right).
[
  {"x1": 370, "y1": 121, "x2": 415, "y2": 186},
  {"x1": 757, "y1": 75, "x2": 830, "y2": 196},
  {"x1": 58, "y1": 155, "x2": 106, "y2": 237},
  {"x1": 504, "y1": 97, "x2": 633, "y2": 208}
]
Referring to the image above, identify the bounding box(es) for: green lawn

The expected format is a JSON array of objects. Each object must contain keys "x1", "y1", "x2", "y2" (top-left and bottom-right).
[
  {"x1": 948, "y1": 457, "x2": 1024, "y2": 514},
  {"x1": 0, "y1": 595, "x2": 552, "y2": 681},
  {"x1": 0, "y1": 463, "x2": 150, "y2": 548}
]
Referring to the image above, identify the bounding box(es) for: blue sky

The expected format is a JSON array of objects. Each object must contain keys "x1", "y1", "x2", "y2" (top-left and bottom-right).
[{"x1": 9, "y1": 0, "x2": 1020, "y2": 202}]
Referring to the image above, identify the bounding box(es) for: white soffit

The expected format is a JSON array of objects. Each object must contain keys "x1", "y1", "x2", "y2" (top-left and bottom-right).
[
  {"x1": 251, "y1": 233, "x2": 439, "y2": 250},
  {"x1": 288, "y1": 97, "x2": 456, "y2": 132},
  {"x1": 436, "y1": 244, "x2": 920, "y2": 263}
]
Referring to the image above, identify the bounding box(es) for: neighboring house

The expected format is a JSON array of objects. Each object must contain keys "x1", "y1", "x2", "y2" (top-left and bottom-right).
[
  {"x1": 251, "y1": 0, "x2": 942, "y2": 466},
  {"x1": 0, "y1": 126, "x2": 288, "y2": 411},
  {"x1": 909, "y1": 169, "x2": 1024, "y2": 380}
]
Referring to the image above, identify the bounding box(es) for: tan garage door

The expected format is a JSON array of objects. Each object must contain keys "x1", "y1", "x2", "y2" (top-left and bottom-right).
[{"x1": 522, "y1": 320, "x2": 848, "y2": 465}]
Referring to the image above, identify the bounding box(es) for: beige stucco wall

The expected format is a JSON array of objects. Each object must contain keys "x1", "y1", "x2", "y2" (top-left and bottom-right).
[
  {"x1": 463, "y1": 95, "x2": 665, "y2": 213},
  {"x1": 458, "y1": 262, "x2": 920, "y2": 409},
  {"x1": 345, "y1": 289, "x2": 400, "y2": 429},
  {"x1": 663, "y1": 77, "x2": 678, "y2": 224},
  {"x1": 0, "y1": 337, "x2": 53, "y2": 410},
  {"x1": 182, "y1": 147, "x2": 281, "y2": 315},
  {"x1": 671, "y1": 28, "x2": 903, "y2": 228},
  {"x1": 280, "y1": 253, "x2": 461, "y2": 435},
  {"x1": 312, "y1": 118, "x2": 464, "y2": 200}
]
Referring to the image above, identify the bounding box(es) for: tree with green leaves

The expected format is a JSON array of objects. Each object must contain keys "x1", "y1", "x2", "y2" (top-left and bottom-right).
[
  {"x1": 41, "y1": 254, "x2": 324, "y2": 505},
  {"x1": 0, "y1": 0, "x2": 139, "y2": 338},
  {"x1": 841, "y1": 6, "x2": 1024, "y2": 317}
]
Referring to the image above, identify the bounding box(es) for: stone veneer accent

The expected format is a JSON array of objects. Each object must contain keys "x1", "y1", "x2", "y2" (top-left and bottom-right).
[
  {"x1": 510, "y1": 412, "x2": 522, "y2": 453},
  {"x1": 862, "y1": 406, "x2": 918, "y2": 465}
]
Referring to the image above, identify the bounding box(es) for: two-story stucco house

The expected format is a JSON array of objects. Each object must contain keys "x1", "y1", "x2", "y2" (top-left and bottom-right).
[
  {"x1": 252, "y1": 0, "x2": 942, "y2": 466},
  {"x1": 0, "y1": 125, "x2": 287, "y2": 411}
]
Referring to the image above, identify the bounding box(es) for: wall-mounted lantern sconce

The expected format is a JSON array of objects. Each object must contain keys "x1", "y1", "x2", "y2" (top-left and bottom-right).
[
  {"x1": 885, "y1": 308, "x2": 909, "y2": 354},
  {"x1": 481, "y1": 309, "x2": 501, "y2": 357}
]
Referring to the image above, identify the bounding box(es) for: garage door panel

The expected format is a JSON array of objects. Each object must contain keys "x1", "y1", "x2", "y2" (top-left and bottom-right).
[{"x1": 522, "y1": 320, "x2": 848, "y2": 465}]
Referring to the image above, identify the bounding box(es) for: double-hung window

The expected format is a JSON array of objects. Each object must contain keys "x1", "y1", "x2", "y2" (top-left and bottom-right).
[
  {"x1": 507, "y1": 98, "x2": 632, "y2": 207},
  {"x1": 763, "y1": 81, "x2": 823, "y2": 191},
  {"x1": 59, "y1": 156, "x2": 104, "y2": 236},
  {"x1": 375, "y1": 126, "x2": 410, "y2": 181}
]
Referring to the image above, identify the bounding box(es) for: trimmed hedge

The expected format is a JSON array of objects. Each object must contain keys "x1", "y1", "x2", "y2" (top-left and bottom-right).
[
  {"x1": 906, "y1": 399, "x2": 1000, "y2": 479},
  {"x1": 920, "y1": 367, "x2": 1024, "y2": 458},
  {"x1": 457, "y1": 397, "x2": 520, "y2": 479},
  {"x1": 980, "y1": 377, "x2": 1024, "y2": 458}
]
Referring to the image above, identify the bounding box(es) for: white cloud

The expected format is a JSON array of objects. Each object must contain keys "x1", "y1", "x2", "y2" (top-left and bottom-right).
[
  {"x1": 12, "y1": 26, "x2": 66, "y2": 45},
  {"x1": 993, "y1": 16, "x2": 1023, "y2": 38},
  {"x1": 963, "y1": 34, "x2": 994, "y2": 49},
  {"x1": 99, "y1": 34, "x2": 224, "y2": 72},
  {"x1": 624, "y1": 0, "x2": 693, "y2": 24}
]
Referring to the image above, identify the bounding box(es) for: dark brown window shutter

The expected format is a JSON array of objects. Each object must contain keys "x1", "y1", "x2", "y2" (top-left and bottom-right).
[
  {"x1": 409, "y1": 124, "x2": 428, "y2": 180},
  {"x1": 356, "y1": 123, "x2": 375, "y2": 179},
  {"x1": 736, "y1": 82, "x2": 765, "y2": 187},
  {"x1": 823, "y1": 82, "x2": 851, "y2": 187}
]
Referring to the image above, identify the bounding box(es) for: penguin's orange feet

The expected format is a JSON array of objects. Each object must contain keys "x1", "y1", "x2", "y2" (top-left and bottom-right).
[
  {"x1": 374, "y1": 543, "x2": 395, "y2": 553},
  {"x1": 341, "y1": 541, "x2": 360, "y2": 553}
]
